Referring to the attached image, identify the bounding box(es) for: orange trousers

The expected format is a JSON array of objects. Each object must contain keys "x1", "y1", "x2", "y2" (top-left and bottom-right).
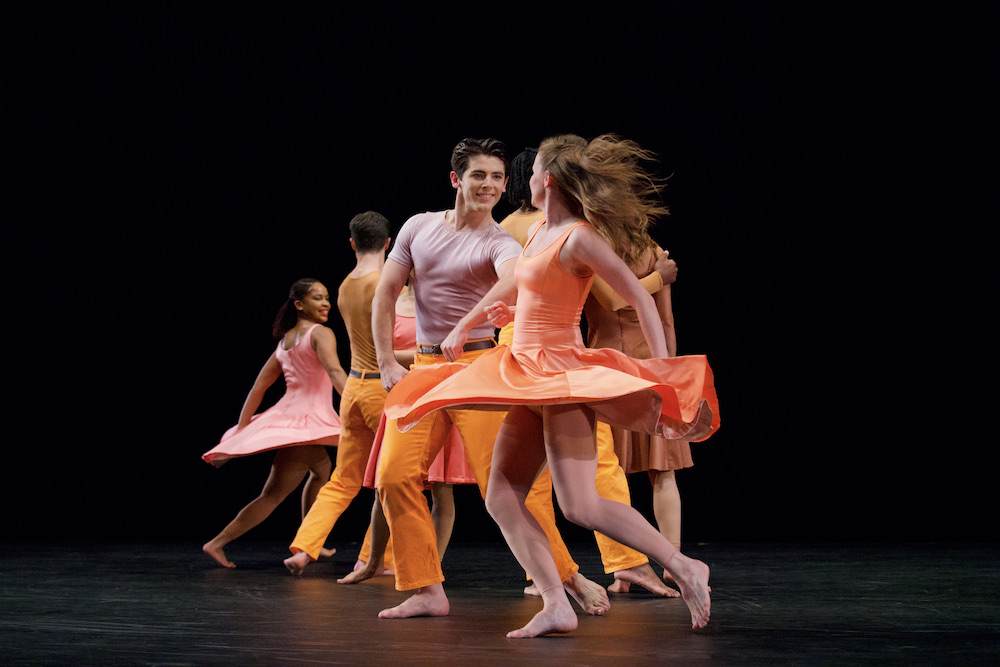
[
  {"x1": 289, "y1": 374, "x2": 388, "y2": 559},
  {"x1": 376, "y1": 345, "x2": 581, "y2": 591}
]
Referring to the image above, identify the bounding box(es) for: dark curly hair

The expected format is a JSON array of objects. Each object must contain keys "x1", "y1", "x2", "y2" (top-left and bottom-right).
[{"x1": 503, "y1": 147, "x2": 538, "y2": 211}]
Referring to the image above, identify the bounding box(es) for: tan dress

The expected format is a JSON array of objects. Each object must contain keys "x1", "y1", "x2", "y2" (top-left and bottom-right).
[{"x1": 583, "y1": 249, "x2": 695, "y2": 473}]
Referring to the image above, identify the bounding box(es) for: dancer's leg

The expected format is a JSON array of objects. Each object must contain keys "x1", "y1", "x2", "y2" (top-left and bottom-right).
[
  {"x1": 430, "y1": 483, "x2": 456, "y2": 560},
  {"x1": 652, "y1": 469, "x2": 682, "y2": 549},
  {"x1": 300, "y1": 445, "x2": 333, "y2": 517},
  {"x1": 485, "y1": 406, "x2": 577, "y2": 638},
  {"x1": 543, "y1": 404, "x2": 710, "y2": 629},
  {"x1": 204, "y1": 447, "x2": 312, "y2": 568},
  {"x1": 339, "y1": 496, "x2": 393, "y2": 584}
]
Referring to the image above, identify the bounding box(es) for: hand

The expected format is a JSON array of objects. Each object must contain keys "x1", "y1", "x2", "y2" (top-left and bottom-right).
[
  {"x1": 655, "y1": 251, "x2": 678, "y2": 285},
  {"x1": 380, "y1": 362, "x2": 409, "y2": 391},
  {"x1": 439, "y1": 327, "x2": 470, "y2": 362},
  {"x1": 484, "y1": 301, "x2": 512, "y2": 328}
]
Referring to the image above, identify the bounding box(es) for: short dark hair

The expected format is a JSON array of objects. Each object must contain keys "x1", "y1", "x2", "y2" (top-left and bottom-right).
[
  {"x1": 503, "y1": 147, "x2": 538, "y2": 210},
  {"x1": 349, "y1": 210, "x2": 390, "y2": 253},
  {"x1": 450, "y1": 137, "x2": 509, "y2": 179}
]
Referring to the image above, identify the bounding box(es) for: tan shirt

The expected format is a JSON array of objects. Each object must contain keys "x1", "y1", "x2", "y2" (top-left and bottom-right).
[{"x1": 338, "y1": 271, "x2": 380, "y2": 371}]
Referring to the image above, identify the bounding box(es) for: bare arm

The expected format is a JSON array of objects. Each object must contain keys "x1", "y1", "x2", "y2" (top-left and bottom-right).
[
  {"x1": 393, "y1": 347, "x2": 416, "y2": 367},
  {"x1": 311, "y1": 326, "x2": 348, "y2": 396},
  {"x1": 236, "y1": 353, "x2": 282, "y2": 430},
  {"x1": 654, "y1": 284, "x2": 678, "y2": 358},
  {"x1": 373, "y1": 259, "x2": 411, "y2": 390},
  {"x1": 591, "y1": 271, "x2": 662, "y2": 311},
  {"x1": 439, "y1": 257, "x2": 518, "y2": 361},
  {"x1": 590, "y1": 248, "x2": 676, "y2": 311},
  {"x1": 563, "y1": 228, "x2": 668, "y2": 358}
]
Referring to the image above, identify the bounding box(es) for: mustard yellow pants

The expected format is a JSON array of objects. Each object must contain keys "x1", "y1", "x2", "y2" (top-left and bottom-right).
[{"x1": 289, "y1": 374, "x2": 388, "y2": 559}]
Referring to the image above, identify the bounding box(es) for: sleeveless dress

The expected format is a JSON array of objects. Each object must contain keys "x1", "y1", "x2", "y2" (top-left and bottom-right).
[
  {"x1": 361, "y1": 314, "x2": 477, "y2": 488},
  {"x1": 584, "y1": 249, "x2": 694, "y2": 473},
  {"x1": 202, "y1": 324, "x2": 342, "y2": 467},
  {"x1": 384, "y1": 221, "x2": 719, "y2": 442}
]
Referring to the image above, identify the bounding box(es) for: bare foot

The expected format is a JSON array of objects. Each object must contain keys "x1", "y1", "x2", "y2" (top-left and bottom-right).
[
  {"x1": 203, "y1": 541, "x2": 235, "y2": 569},
  {"x1": 524, "y1": 582, "x2": 539, "y2": 596},
  {"x1": 337, "y1": 559, "x2": 382, "y2": 585},
  {"x1": 563, "y1": 572, "x2": 611, "y2": 616},
  {"x1": 319, "y1": 547, "x2": 337, "y2": 558},
  {"x1": 352, "y1": 558, "x2": 394, "y2": 576},
  {"x1": 507, "y1": 598, "x2": 577, "y2": 638},
  {"x1": 665, "y1": 553, "x2": 711, "y2": 629},
  {"x1": 610, "y1": 563, "x2": 680, "y2": 597},
  {"x1": 284, "y1": 551, "x2": 311, "y2": 576},
  {"x1": 378, "y1": 584, "x2": 450, "y2": 618},
  {"x1": 607, "y1": 579, "x2": 630, "y2": 593}
]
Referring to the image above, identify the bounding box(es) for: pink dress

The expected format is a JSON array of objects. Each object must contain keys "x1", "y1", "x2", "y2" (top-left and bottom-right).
[
  {"x1": 202, "y1": 324, "x2": 341, "y2": 467},
  {"x1": 385, "y1": 222, "x2": 719, "y2": 442},
  {"x1": 362, "y1": 314, "x2": 476, "y2": 488}
]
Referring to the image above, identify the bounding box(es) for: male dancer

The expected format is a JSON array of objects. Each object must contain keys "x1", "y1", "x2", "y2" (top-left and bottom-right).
[
  {"x1": 358, "y1": 138, "x2": 608, "y2": 619},
  {"x1": 283, "y1": 211, "x2": 393, "y2": 575}
]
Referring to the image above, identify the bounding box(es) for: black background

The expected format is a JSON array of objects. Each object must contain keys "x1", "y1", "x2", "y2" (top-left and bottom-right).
[{"x1": 4, "y1": 3, "x2": 993, "y2": 546}]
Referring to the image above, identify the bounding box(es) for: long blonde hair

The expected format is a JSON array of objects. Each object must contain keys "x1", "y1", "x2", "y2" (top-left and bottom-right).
[{"x1": 538, "y1": 134, "x2": 667, "y2": 267}]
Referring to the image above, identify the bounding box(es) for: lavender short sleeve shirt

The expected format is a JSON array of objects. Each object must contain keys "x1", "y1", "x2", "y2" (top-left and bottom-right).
[{"x1": 388, "y1": 210, "x2": 521, "y2": 345}]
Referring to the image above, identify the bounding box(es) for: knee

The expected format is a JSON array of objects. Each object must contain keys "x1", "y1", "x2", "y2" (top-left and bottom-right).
[
  {"x1": 559, "y1": 499, "x2": 601, "y2": 531},
  {"x1": 484, "y1": 488, "x2": 515, "y2": 525}
]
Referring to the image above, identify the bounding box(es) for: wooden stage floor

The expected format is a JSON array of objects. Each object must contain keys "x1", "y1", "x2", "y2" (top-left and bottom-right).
[{"x1": 2, "y1": 541, "x2": 997, "y2": 665}]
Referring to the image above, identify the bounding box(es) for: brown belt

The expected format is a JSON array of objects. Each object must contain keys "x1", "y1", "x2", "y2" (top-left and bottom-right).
[
  {"x1": 417, "y1": 340, "x2": 496, "y2": 356},
  {"x1": 349, "y1": 369, "x2": 381, "y2": 379}
]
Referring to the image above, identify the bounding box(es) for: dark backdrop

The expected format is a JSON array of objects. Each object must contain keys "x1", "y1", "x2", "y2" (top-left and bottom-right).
[{"x1": 5, "y1": 3, "x2": 992, "y2": 546}]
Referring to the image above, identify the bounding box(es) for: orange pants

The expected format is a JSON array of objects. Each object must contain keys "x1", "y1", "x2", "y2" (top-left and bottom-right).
[
  {"x1": 289, "y1": 374, "x2": 388, "y2": 559},
  {"x1": 376, "y1": 345, "x2": 580, "y2": 591}
]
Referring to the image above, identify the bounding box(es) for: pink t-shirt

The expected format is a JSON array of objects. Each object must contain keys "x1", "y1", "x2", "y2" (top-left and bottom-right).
[{"x1": 388, "y1": 210, "x2": 521, "y2": 345}]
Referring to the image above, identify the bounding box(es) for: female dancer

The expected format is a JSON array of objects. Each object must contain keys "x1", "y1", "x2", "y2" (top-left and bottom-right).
[
  {"x1": 384, "y1": 135, "x2": 718, "y2": 637},
  {"x1": 202, "y1": 278, "x2": 348, "y2": 568}
]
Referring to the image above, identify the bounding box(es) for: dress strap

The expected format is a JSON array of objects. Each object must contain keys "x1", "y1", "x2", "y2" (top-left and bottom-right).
[{"x1": 523, "y1": 218, "x2": 546, "y2": 249}]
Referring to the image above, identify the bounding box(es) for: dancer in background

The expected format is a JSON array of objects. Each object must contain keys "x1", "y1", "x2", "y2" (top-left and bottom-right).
[
  {"x1": 342, "y1": 280, "x2": 477, "y2": 580},
  {"x1": 385, "y1": 134, "x2": 719, "y2": 637},
  {"x1": 283, "y1": 213, "x2": 398, "y2": 576},
  {"x1": 203, "y1": 278, "x2": 347, "y2": 568},
  {"x1": 587, "y1": 243, "x2": 694, "y2": 591}
]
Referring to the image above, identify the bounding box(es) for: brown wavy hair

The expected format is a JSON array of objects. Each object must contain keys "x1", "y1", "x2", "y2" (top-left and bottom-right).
[{"x1": 538, "y1": 134, "x2": 667, "y2": 267}]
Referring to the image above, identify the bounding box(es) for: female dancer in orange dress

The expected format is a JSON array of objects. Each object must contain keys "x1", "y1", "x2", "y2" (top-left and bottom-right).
[
  {"x1": 384, "y1": 135, "x2": 718, "y2": 637},
  {"x1": 202, "y1": 278, "x2": 347, "y2": 568}
]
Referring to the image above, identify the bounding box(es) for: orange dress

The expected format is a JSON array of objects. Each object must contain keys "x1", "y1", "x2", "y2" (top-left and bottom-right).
[{"x1": 385, "y1": 222, "x2": 719, "y2": 442}]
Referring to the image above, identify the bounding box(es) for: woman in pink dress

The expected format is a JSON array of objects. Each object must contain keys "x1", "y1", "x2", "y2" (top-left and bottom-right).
[
  {"x1": 385, "y1": 135, "x2": 718, "y2": 636},
  {"x1": 202, "y1": 278, "x2": 348, "y2": 568}
]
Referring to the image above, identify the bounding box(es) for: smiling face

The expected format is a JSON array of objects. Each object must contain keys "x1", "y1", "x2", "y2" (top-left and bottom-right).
[
  {"x1": 451, "y1": 154, "x2": 507, "y2": 213},
  {"x1": 294, "y1": 282, "x2": 331, "y2": 324}
]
